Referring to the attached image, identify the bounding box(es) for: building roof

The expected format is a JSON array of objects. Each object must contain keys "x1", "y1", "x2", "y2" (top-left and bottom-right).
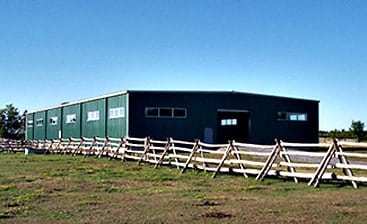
[{"x1": 27, "y1": 90, "x2": 319, "y2": 114}]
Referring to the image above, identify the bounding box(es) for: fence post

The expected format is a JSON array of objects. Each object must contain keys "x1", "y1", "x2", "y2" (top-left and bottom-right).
[
  {"x1": 84, "y1": 137, "x2": 97, "y2": 157},
  {"x1": 62, "y1": 138, "x2": 72, "y2": 155},
  {"x1": 335, "y1": 139, "x2": 358, "y2": 189},
  {"x1": 212, "y1": 141, "x2": 232, "y2": 178},
  {"x1": 231, "y1": 140, "x2": 248, "y2": 178},
  {"x1": 180, "y1": 140, "x2": 200, "y2": 174},
  {"x1": 55, "y1": 138, "x2": 62, "y2": 154},
  {"x1": 256, "y1": 139, "x2": 281, "y2": 181},
  {"x1": 154, "y1": 138, "x2": 171, "y2": 169},
  {"x1": 279, "y1": 140, "x2": 298, "y2": 183},
  {"x1": 308, "y1": 141, "x2": 336, "y2": 188},
  {"x1": 72, "y1": 137, "x2": 84, "y2": 156},
  {"x1": 96, "y1": 137, "x2": 109, "y2": 158},
  {"x1": 109, "y1": 137, "x2": 124, "y2": 161},
  {"x1": 138, "y1": 137, "x2": 151, "y2": 165}
]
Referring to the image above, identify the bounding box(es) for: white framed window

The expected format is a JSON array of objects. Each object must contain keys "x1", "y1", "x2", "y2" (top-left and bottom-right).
[
  {"x1": 50, "y1": 117, "x2": 58, "y2": 125},
  {"x1": 87, "y1": 111, "x2": 100, "y2": 121},
  {"x1": 221, "y1": 119, "x2": 238, "y2": 126},
  {"x1": 145, "y1": 107, "x2": 187, "y2": 118},
  {"x1": 159, "y1": 108, "x2": 172, "y2": 117},
  {"x1": 278, "y1": 112, "x2": 308, "y2": 121},
  {"x1": 66, "y1": 114, "x2": 76, "y2": 124},
  {"x1": 173, "y1": 108, "x2": 186, "y2": 118},
  {"x1": 109, "y1": 107, "x2": 125, "y2": 119},
  {"x1": 36, "y1": 119, "x2": 44, "y2": 127},
  {"x1": 27, "y1": 120, "x2": 33, "y2": 128},
  {"x1": 146, "y1": 108, "x2": 159, "y2": 117}
]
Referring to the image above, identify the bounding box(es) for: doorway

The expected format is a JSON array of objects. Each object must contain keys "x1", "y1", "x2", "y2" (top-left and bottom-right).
[{"x1": 217, "y1": 110, "x2": 249, "y2": 143}]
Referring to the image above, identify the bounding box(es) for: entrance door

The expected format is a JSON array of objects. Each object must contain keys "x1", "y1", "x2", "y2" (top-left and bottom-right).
[{"x1": 217, "y1": 110, "x2": 249, "y2": 143}]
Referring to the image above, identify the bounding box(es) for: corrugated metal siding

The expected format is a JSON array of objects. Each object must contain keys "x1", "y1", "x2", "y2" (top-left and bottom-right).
[
  {"x1": 62, "y1": 104, "x2": 81, "y2": 138},
  {"x1": 26, "y1": 113, "x2": 34, "y2": 140},
  {"x1": 34, "y1": 111, "x2": 46, "y2": 140},
  {"x1": 128, "y1": 92, "x2": 319, "y2": 144},
  {"x1": 82, "y1": 98, "x2": 106, "y2": 138},
  {"x1": 46, "y1": 108, "x2": 61, "y2": 139},
  {"x1": 107, "y1": 94, "x2": 127, "y2": 138}
]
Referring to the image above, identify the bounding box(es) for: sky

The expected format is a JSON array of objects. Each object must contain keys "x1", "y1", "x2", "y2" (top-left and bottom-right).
[{"x1": 0, "y1": 0, "x2": 366, "y2": 131}]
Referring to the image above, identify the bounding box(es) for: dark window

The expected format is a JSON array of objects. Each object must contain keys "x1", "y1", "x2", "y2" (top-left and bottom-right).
[
  {"x1": 159, "y1": 108, "x2": 172, "y2": 117},
  {"x1": 145, "y1": 107, "x2": 187, "y2": 119},
  {"x1": 173, "y1": 108, "x2": 186, "y2": 118},
  {"x1": 278, "y1": 112, "x2": 308, "y2": 121},
  {"x1": 146, "y1": 108, "x2": 159, "y2": 117},
  {"x1": 36, "y1": 119, "x2": 44, "y2": 127},
  {"x1": 277, "y1": 112, "x2": 287, "y2": 120}
]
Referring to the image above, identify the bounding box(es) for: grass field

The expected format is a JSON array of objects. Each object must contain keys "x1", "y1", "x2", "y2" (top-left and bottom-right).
[{"x1": 1, "y1": 153, "x2": 367, "y2": 224}]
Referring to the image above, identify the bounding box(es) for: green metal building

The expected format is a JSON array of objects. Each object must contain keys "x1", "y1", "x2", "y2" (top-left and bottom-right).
[{"x1": 26, "y1": 90, "x2": 319, "y2": 144}]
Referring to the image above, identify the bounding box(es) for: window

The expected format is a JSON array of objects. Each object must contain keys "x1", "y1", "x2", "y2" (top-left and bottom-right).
[
  {"x1": 221, "y1": 119, "x2": 238, "y2": 126},
  {"x1": 173, "y1": 108, "x2": 186, "y2": 118},
  {"x1": 109, "y1": 107, "x2": 125, "y2": 119},
  {"x1": 50, "y1": 117, "x2": 58, "y2": 125},
  {"x1": 159, "y1": 108, "x2": 172, "y2": 117},
  {"x1": 87, "y1": 111, "x2": 100, "y2": 121},
  {"x1": 36, "y1": 119, "x2": 44, "y2": 127},
  {"x1": 27, "y1": 120, "x2": 33, "y2": 128},
  {"x1": 66, "y1": 114, "x2": 76, "y2": 124},
  {"x1": 145, "y1": 107, "x2": 187, "y2": 118},
  {"x1": 146, "y1": 108, "x2": 159, "y2": 117},
  {"x1": 278, "y1": 112, "x2": 308, "y2": 121}
]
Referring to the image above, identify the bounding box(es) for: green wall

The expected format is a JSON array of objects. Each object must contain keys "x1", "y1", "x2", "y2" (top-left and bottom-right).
[
  {"x1": 46, "y1": 108, "x2": 61, "y2": 139},
  {"x1": 26, "y1": 113, "x2": 34, "y2": 140},
  {"x1": 82, "y1": 98, "x2": 106, "y2": 138},
  {"x1": 34, "y1": 111, "x2": 46, "y2": 140},
  {"x1": 62, "y1": 104, "x2": 81, "y2": 138},
  {"x1": 107, "y1": 95, "x2": 127, "y2": 138}
]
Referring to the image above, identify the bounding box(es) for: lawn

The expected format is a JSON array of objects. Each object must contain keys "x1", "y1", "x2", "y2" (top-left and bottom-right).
[{"x1": 1, "y1": 153, "x2": 367, "y2": 224}]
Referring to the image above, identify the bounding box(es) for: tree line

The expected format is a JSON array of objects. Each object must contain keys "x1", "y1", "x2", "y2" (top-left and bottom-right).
[
  {"x1": 0, "y1": 104, "x2": 26, "y2": 140},
  {"x1": 320, "y1": 121, "x2": 366, "y2": 142}
]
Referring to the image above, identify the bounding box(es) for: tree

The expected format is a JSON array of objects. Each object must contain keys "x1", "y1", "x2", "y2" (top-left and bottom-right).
[
  {"x1": 350, "y1": 120, "x2": 365, "y2": 142},
  {"x1": 0, "y1": 104, "x2": 26, "y2": 139}
]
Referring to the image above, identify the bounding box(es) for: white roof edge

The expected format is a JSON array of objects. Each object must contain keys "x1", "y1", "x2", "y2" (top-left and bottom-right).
[{"x1": 27, "y1": 90, "x2": 128, "y2": 114}]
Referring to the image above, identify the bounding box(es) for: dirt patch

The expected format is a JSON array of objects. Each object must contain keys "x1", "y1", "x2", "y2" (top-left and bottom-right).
[{"x1": 201, "y1": 211, "x2": 232, "y2": 218}]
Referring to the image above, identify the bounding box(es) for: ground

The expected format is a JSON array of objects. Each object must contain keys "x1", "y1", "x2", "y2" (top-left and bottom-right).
[{"x1": 1, "y1": 153, "x2": 367, "y2": 223}]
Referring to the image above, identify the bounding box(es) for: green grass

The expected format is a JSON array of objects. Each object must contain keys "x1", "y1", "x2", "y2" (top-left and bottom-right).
[{"x1": 1, "y1": 153, "x2": 367, "y2": 223}]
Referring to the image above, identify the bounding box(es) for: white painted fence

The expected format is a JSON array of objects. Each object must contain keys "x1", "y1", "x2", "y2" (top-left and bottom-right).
[{"x1": 2, "y1": 137, "x2": 367, "y2": 188}]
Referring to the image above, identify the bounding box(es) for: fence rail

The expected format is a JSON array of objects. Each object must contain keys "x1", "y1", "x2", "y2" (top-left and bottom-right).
[{"x1": 1, "y1": 137, "x2": 367, "y2": 188}]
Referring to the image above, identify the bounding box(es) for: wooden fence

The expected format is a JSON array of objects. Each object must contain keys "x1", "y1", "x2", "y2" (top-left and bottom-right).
[{"x1": 2, "y1": 137, "x2": 367, "y2": 188}]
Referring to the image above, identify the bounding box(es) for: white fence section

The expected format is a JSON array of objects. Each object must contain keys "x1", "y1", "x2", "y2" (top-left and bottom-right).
[{"x1": 2, "y1": 137, "x2": 367, "y2": 188}]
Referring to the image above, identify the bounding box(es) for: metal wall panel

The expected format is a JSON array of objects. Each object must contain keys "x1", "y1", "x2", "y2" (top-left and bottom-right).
[
  {"x1": 106, "y1": 94, "x2": 127, "y2": 138},
  {"x1": 81, "y1": 98, "x2": 106, "y2": 138},
  {"x1": 128, "y1": 91, "x2": 319, "y2": 144},
  {"x1": 33, "y1": 111, "x2": 46, "y2": 140},
  {"x1": 26, "y1": 113, "x2": 34, "y2": 140},
  {"x1": 62, "y1": 104, "x2": 81, "y2": 138},
  {"x1": 46, "y1": 108, "x2": 62, "y2": 139}
]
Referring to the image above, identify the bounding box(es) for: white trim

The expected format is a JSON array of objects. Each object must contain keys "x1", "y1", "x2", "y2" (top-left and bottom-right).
[
  {"x1": 25, "y1": 116, "x2": 29, "y2": 139},
  {"x1": 87, "y1": 111, "x2": 100, "y2": 121},
  {"x1": 126, "y1": 93, "x2": 129, "y2": 136},
  {"x1": 145, "y1": 107, "x2": 187, "y2": 118},
  {"x1": 27, "y1": 90, "x2": 318, "y2": 115},
  {"x1": 49, "y1": 116, "x2": 58, "y2": 126},
  {"x1": 217, "y1": 109, "x2": 249, "y2": 113},
  {"x1": 66, "y1": 114, "x2": 77, "y2": 124},
  {"x1": 35, "y1": 118, "x2": 44, "y2": 127},
  {"x1": 108, "y1": 107, "x2": 125, "y2": 119},
  {"x1": 28, "y1": 90, "x2": 128, "y2": 114}
]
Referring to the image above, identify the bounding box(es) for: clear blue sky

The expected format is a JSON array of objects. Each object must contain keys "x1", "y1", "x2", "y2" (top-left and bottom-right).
[{"x1": 0, "y1": 0, "x2": 366, "y2": 131}]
